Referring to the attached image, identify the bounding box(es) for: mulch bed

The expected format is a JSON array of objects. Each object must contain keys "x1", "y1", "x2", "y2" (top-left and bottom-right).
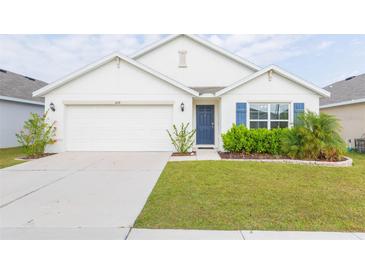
[
  {"x1": 171, "y1": 151, "x2": 196, "y2": 156},
  {"x1": 18, "y1": 153, "x2": 56, "y2": 160},
  {"x1": 219, "y1": 152, "x2": 289, "y2": 160},
  {"x1": 218, "y1": 152, "x2": 346, "y2": 162}
]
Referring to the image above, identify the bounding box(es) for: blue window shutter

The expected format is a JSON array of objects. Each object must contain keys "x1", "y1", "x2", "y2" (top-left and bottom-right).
[
  {"x1": 293, "y1": 103, "x2": 304, "y2": 126},
  {"x1": 236, "y1": 103, "x2": 247, "y2": 126}
]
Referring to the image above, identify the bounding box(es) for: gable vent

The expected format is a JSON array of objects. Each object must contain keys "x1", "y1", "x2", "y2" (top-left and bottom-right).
[{"x1": 178, "y1": 50, "x2": 187, "y2": 68}]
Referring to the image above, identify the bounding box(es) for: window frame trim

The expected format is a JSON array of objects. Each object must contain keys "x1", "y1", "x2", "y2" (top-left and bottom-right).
[
  {"x1": 248, "y1": 102, "x2": 291, "y2": 130},
  {"x1": 293, "y1": 102, "x2": 305, "y2": 127}
]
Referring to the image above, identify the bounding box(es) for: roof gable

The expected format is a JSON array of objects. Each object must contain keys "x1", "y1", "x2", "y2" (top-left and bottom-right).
[
  {"x1": 33, "y1": 53, "x2": 199, "y2": 97},
  {"x1": 131, "y1": 34, "x2": 261, "y2": 71},
  {"x1": 216, "y1": 65, "x2": 330, "y2": 98}
]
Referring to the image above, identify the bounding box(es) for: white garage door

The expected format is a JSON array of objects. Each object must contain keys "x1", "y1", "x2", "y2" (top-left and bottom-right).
[{"x1": 65, "y1": 105, "x2": 173, "y2": 151}]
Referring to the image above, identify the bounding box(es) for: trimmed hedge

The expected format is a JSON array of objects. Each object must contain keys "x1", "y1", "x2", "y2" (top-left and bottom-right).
[
  {"x1": 222, "y1": 112, "x2": 346, "y2": 161},
  {"x1": 221, "y1": 124, "x2": 288, "y2": 155}
]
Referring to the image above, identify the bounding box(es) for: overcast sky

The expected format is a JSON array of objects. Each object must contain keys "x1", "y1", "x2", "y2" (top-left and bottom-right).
[{"x1": 1, "y1": 34, "x2": 365, "y2": 87}]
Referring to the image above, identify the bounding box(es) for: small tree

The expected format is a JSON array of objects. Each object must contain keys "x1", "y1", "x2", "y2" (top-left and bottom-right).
[
  {"x1": 167, "y1": 123, "x2": 196, "y2": 153},
  {"x1": 16, "y1": 111, "x2": 56, "y2": 157},
  {"x1": 282, "y1": 111, "x2": 346, "y2": 161}
]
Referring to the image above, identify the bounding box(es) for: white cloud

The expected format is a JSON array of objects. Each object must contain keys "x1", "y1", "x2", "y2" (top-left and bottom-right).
[
  {"x1": 203, "y1": 34, "x2": 309, "y2": 65},
  {"x1": 237, "y1": 35, "x2": 306, "y2": 64},
  {"x1": 0, "y1": 34, "x2": 164, "y2": 82},
  {"x1": 206, "y1": 34, "x2": 225, "y2": 47},
  {"x1": 0, "y1": 34, "x2": 340, "y2": 84},
  {"x1": 316, "y1": 41, "x2": 334, "y2": 50},
  {"x1": 323, "y1": 69, "x2": 360, "y2": 86},
  {"x1": 205, "y1": 34, "x2": 270, "y2": 54}
]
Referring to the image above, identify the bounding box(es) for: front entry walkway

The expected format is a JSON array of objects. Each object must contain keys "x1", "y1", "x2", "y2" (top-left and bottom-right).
[
  {"x1": 169, "y1": 148, "x2": 220, "y2": 162},
  {"x1": 196, "y1": 149, "x2": 221, "y2": 160},
  {"x1": 0, "y1": 152, "x2": 170, "y2": 240}
]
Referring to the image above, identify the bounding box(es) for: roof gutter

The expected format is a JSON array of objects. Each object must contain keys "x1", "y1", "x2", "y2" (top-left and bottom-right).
[
  {"x1": 0, "y1": 95, "x2": 44, "y2": 106},
  {"x1": 320, "y1": 97, "x2": 365, "y2": 109}
]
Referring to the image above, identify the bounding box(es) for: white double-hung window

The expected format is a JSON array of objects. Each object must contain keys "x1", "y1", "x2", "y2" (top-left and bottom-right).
[{"x1": 249, "y1": 103, "x2": 289, "y2": 129}]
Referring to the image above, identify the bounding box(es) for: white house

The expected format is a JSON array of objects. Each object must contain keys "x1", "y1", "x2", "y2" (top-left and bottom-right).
[{"x1": 33, "y1": 34, "x2": 330, "y2": 152}]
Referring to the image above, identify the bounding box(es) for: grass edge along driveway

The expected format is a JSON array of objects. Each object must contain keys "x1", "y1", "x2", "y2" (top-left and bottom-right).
[
  {"x1": 0, "y1": 147, "x2": 25, "y2": 169},
  {"x1": 135, "y1": 152, "x2": 365, "y2": 232}
]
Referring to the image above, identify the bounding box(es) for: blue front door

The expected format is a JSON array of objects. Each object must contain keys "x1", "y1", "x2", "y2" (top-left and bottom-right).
[{"x1": 196, "y1": 105, "x2": 214, "y2": 145}]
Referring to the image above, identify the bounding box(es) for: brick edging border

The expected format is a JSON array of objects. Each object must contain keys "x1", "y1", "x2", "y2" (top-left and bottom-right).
[{"x1": 221, "y1": 156, "x2": 353, "y2": 167}]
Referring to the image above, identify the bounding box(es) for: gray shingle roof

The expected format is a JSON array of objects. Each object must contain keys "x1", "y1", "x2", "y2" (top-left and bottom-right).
[
  {"x1": 320, "y1": 73, "x2": 365, "y2": 106},
  {"x1": 190, "y1": 86, "x2": 225, "y2": 95},
  {"x1": 0, "y1": 69, "x2": 47, "y2": 103}
]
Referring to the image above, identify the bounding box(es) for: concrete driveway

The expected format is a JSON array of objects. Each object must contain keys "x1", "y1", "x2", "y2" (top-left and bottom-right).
[{"x1": 0, "y1": 152, "x2": 170, "y2": 239}]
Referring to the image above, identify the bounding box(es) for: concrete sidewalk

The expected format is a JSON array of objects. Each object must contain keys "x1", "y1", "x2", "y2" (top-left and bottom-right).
[{"x1": 127, "y1": 228, "x2": 365, "y2": 240}]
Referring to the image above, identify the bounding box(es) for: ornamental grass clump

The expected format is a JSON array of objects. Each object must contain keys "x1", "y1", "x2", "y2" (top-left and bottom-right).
[{"x1": 167, "y1": 123, "x2": 196, "y2": 153}]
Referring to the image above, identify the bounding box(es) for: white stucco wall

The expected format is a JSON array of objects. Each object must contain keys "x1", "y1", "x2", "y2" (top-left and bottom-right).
[
  {"x1": 43, "y1": 58, "x2": 193, "y2": 152},
  {"x1": 135, "y1": 35, "x2": 255, "y2": 87},
  {"x1": 220, "y1": 71, "x2": 321, "y2": 149},
  {"x1": 0, "y1": 100, "x2": 44, "y2": 148}
]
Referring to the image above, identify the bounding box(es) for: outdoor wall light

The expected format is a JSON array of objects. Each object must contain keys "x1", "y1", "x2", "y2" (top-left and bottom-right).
[
  {"x1": 180, "y1": 102, "x2": 185, "y2": 112},
  {"x1": 50, "y1": 102, "x2": 56, "y2": 112}
]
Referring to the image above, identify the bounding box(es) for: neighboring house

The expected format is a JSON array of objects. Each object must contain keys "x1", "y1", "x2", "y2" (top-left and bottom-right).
[
  {"x1": 0, "y1": 69, "x2": 47, "y2": 148},
  {"x1": 320, "y1": 74, "x2": 365, "y2": 147},
  {"x1": 33, "y1": 34, "x2": 330, "y2": 152}
]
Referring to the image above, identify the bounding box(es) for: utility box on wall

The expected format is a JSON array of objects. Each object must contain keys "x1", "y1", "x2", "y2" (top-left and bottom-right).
[{"x1": 355, "y1": 138, "x2": 365, "y2": 153}]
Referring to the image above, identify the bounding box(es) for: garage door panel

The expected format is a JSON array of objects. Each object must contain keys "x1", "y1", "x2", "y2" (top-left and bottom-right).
[{"x1": 65, "y1": 105, "x2": 173, "y2": 151}]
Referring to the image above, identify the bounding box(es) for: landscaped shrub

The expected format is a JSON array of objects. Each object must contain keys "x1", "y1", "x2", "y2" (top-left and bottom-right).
[
  {"x1": 167, "y1": 123, "x2": 196, "y2": 153},
  {"x1": 281, "y1": 111, "x2": 346, "y2": 161},
  {"x1": 16, "y1": 111, "x2": 56, "y2": 157},
  {"x1": 221, "y1": 124, "x2": 288, "y2": 155},
  {"x1": 221, "y1": 124, "x2": 247, "y2": 153}
]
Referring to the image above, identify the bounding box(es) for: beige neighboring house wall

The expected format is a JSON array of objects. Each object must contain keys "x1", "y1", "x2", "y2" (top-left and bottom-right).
[{"x1": 321, "y1": 102, "x2": 365, "y2": 146}]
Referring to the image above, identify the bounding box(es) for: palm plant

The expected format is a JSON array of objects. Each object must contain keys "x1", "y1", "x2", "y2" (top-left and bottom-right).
[
  {"x1": 282, "y1": 111, "x2": 346, "y2": 161},
  {"x1": 167, "y1": 123, "x2": 196, "y2": 153}
]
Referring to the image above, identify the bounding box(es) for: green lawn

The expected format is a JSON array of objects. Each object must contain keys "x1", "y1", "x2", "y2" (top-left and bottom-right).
[
  {"x1": 135, "y1": 152, "x2": 365, "y2": 232},
  {"x1": 0, "y1": 147, "x2": 25, "y2": 169}
]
